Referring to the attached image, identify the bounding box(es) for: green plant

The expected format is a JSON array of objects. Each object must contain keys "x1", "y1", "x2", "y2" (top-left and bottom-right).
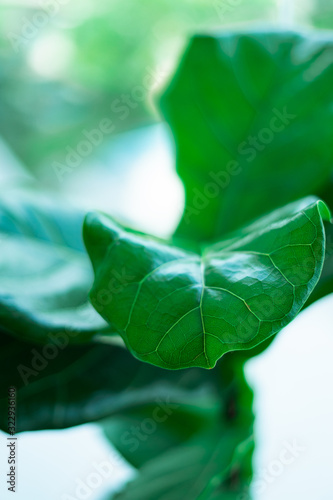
[{"x1": 1, "y1": 29, "x2": 333, "y2": 499}]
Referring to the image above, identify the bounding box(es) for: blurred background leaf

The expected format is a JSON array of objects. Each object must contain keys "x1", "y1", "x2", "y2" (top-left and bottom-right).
[
  {"x1": 0, "y1": 329, "x2": 218, "y2": 431},
  {"x1": 0, "y1": 0, "x2": 275, "y2": 182}
]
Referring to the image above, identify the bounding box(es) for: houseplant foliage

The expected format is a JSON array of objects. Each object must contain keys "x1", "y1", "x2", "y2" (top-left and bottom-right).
[{"x1": 1, "y1": 29, "x2": 333, "y2": 499}]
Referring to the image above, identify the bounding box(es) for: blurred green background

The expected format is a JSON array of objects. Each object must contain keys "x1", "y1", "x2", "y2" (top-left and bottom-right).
[{"x1": 1, "y1": 0, "x2": 331, "y2": 189}]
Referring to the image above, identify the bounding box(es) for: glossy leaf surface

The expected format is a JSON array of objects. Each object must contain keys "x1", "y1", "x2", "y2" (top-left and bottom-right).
[
  {"x1": 0, "y1": 190, "x2": 109, "y2": 343},
  {"x1": 0, "y1": 330, "x2": 216, "y2": 432},
  {"x1": 85, "y1": 198, "x2": 330, "y2": 369},
  {"x1": 160, "y1": 30, "x2": 333, "y2": 241}
]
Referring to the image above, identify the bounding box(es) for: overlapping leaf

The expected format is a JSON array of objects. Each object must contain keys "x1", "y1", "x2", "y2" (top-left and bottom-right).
[
  {"x1": 102, "y1": 401, "x2": 219, "y2": 471},
  {"x1": 112, "y1": 429, "x2": 253, "y2": 500},
  {"x1": 84, "y1": 197, "x2": 330, "y2": 370},
  {"x1": 102, "y1": 354, "x2": 253, "y2": 471},
  {"x1": 0, "y1": 189, "x2": 109, "y2": 343},
  {"x1": 0, "y1": 330, "x2": 216, "y2": 432},
  {"x1": 110, "y1": 358, "x2": 254, "y2": 499},
  {"x1": 160, "y1": 30, "x2": 333, "y2": 241},
  {"x1": 305, "y1": 221, "x2": 333, "y2": 306}
]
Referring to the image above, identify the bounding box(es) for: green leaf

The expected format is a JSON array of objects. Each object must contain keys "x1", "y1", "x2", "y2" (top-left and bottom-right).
[
  {"x1": 0, "y1": 190, "x2": 109, "y2": 344},
  {"x1": 112, "y1": 429, "x2": 252, "y2": 500},
  {"x1": 102, "y1": 353, "x2": 253, "y2": 471},
  {"x1": 110, "y1": 358, "x2": 254, "y2": 500},
  {"x1": 102, "y1": 402, "x2": 218, "y2": 469},
  {"x1": 160, "y1": 30, "x2": 333, "y2": 241},
  {"x1": 84, "y1": 197, "x2": 330, "y2": 370},
  {"x1": 305, "y1": 221, "x2": 333, "y2": 306},
  {"x1": 0, "y1": 330, "x2": 217, "y2": 432}
]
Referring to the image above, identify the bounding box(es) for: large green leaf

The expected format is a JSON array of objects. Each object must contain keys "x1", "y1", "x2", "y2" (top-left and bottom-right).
[
  {"x1": 160, "y1": 30, "x2": 333, "y2": 241},
  {"x1": 84, "y1": 197, "x2": 330, "y2": 370},
  {"x1": 0, "y1": 330, "x2": 217, "y2": 432},
  {"x1": 102, "y1": 352, "x2": 253, "y2": 469},
  {"x1": 0, "y1": 190, "x2": 109, "y2": 343},
  {"x1": 110, "y1": 358, "x2": 254, "y2": 499},
  {"x1": 102, "y1": 402, "x2": 218, "y2": 470},
  {"x1": 112, "y1": 428, "x2": 253, "y2": 500}
]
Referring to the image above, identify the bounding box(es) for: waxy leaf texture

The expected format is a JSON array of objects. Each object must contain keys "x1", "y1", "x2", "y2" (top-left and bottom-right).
[
  {"x1": 160, "y1": 31, "x2": 333, "y2": 241},
  {"x1": 84, "y1": 198, "x2": 330, "y2": 369}
]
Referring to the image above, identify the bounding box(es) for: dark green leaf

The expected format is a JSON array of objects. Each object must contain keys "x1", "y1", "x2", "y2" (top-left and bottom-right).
[
  {"x1": 102, "y1": 400, "x2": 219, "y2": 469},
  {"x1": 0, "y1": 331, "x2": 217, "y2": 432},
  {"x1": 160, "y1": 30, "x2": 333, "y2": 241},
  {"x1": 102, "y1": 353, "x2": 254, "y2": 471},
  {"x1": 0, "y1": 189, "x2": 109, "y2": 343},
  {"x1": 112, "y1": 430, "x2": 253, "y2": 500},
  {"x1": 110, "y1": 359, "x2": 254, "y2": 500}
]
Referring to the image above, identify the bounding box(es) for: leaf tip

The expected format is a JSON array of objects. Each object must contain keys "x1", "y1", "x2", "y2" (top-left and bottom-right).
[
  {"x1": 317, "y1": 200, "x2": 332, "y2": 223},
  {"x1": 83, "y1": 211, "x2": 118, "y2": 273}
]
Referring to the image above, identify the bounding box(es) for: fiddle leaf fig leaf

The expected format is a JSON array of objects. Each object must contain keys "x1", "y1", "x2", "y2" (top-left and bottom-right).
[
  {"x1": 110, "y1": 354, "x2": 254, "y2": 499},
  {"x1": 102, "y1": 353, "x2": 253, "y2": 471},
  {"x1": 0, "y1": 330, "x2": 216, "y2": 432},
  {"x1": 160, "y1": 30, "x2": 333, "y2": 241},
  {"x1": 84, "y1": 197, "x2": 330, "y2": 370},
  {"x1": 111, "y1": 399, "x2": 254, "y2": 500},
  {"x1": 101, "y1": 402, "x2": 218, "y2": 470},
  {"x1": 305, "y1": 221, "x2": 333, "y2": 307},
  {"x1": 0, "y1": 190, "x2": 110, "y2": 344}
]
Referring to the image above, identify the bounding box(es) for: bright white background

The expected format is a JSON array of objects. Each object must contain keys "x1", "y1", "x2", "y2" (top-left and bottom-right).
[{"x1": 0, "y1": 125, "x2": 332, "y2": 499}]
